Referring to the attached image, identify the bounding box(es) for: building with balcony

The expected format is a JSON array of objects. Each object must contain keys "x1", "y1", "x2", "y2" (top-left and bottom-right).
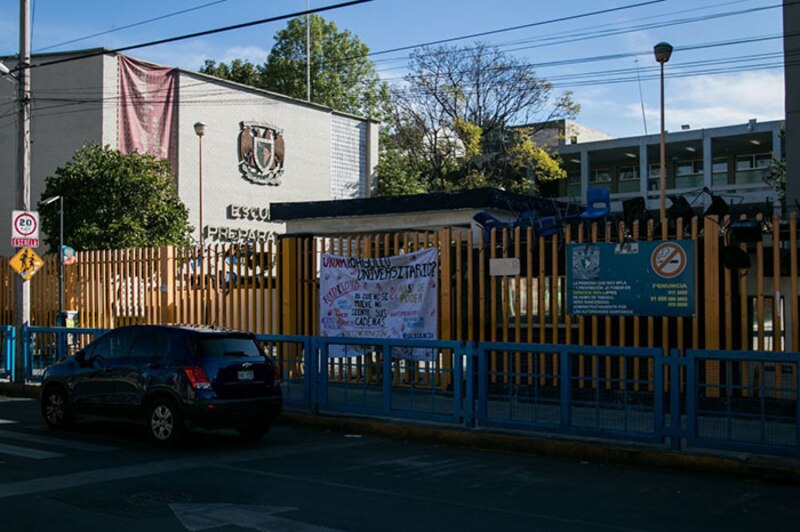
[{"x1": 538, "y1": 119, "x2": 783, "y2": 215}]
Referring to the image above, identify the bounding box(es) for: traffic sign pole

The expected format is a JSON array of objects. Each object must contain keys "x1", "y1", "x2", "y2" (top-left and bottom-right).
[{"x1": 14, "y1": 0, "x2": 31, "y2": 384}]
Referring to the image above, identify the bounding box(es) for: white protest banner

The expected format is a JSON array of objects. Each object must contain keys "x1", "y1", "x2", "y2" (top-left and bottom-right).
[{"x1": 319, "y1": 248, "x2": 438, "y2": 360}]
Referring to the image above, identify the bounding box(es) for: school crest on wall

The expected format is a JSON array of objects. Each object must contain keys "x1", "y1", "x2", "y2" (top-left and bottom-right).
[{"x1": 238, "y1": 121, "x2": 285, "y2": 185}]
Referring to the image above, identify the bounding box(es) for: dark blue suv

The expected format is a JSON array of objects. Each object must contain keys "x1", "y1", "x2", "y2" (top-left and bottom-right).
[{"x1": 40, "y1": 325, "x2": 282, "y2": 445}]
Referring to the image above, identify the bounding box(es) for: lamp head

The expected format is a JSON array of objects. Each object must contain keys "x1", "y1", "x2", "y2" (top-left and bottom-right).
[
  {"x1": 0, "y1": 62, "x2": 9, "y2": 76},
  {"x1": 42, "y1": 195, "x2": 61, "y2": 206},
  {"x1": 193, "y1": 121, "x2": 207, "y2": 137},
  {"x1": 653, "y1": 42, "x2": 673, "y2": 64}
]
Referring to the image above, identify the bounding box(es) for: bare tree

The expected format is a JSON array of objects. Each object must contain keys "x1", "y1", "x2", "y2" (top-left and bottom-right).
[{"x1": 383, "y1": 43, "x2": 578, "y2": 194}]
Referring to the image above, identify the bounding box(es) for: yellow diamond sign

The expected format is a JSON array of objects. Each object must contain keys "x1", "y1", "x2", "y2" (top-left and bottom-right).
[{"x1": 9, "y1": 247, "x2": 44, "y2": 280}]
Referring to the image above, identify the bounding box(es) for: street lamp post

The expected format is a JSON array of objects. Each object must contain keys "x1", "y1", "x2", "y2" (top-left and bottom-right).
[
  {"x1": 654, "y1": 42, "x2": 673, "y2": 222},
  {"x1": 42, "y1": 196, "x2": 63, "y2": 322},
  {"x1": 193, "y1": 121, "x2": 207, "y2": 250}
]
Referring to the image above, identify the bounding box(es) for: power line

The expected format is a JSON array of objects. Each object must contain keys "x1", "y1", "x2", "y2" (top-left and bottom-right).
[
  {"x1": 376, "y1": 4, "x2": 781, "y2": 77},
  {"x1": 13, "y1": 0, "x2": 373, "y2": 72},
  {"x1": 35, "y1": 0, "x2": 230, "y2": 52},
  {"x1": 362, "y1": 0, "x2": 665, "y2": 59}
]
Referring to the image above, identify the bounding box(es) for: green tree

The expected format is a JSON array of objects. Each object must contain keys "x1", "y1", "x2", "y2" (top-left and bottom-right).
[
  {"x1": 38, "y1": 144, "x2": 193, "y2": 251},
  {"x1": 200, "y1": 15, "x2": 389, "y2": 120},
  {"x1": 764, "y1": 126, "x2": 786, "y2": 212},
  {"x1": 376, "y1": 133, "x2": 428, "y2": 196},
  {"x1": 200, "y1": 58, "x2": 265, "y2": 87},
  {"x1": 382, "y1": 43, "x2": 577, "y2": 195}
]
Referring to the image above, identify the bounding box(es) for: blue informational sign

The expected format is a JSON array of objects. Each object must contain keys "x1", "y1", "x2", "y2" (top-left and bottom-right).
[{"x1": 566, "y1": 240, "x2": 695, "y2": 317}]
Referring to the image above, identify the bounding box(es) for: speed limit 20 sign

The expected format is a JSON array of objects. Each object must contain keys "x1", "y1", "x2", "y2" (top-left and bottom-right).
[{"x1": 11, "y1": 210, "x2": 40, "y2": 248}]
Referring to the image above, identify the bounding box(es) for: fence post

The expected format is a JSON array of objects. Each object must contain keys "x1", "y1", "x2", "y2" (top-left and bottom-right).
[
  {"x1": 476, "y1": 343, "x2": 487, "y2": 424},
  {"x1": 382, "y1": 340, "x2": 392, "y2": 414},
  {"x1": 703, "y1": 216, "x2": 721, "y2": 397},
  {"x1": 22, "y1": 324, "x2": 31, "y2": 382},
  {"x1": 306, "y1": 335, "x2": 318, "y2": 413},
  {"x1": 669, "y1": 349, "x2": 683, "y2": 450},
  {"x1": 464, "y1": 342, "x2": 474, "y2": 428},
  {"x1": 560, "y1": 348, "x2": 571, "y2": 428},
  {"x1": 159, "y1": 246, "x2": 176, "y2": 324}
]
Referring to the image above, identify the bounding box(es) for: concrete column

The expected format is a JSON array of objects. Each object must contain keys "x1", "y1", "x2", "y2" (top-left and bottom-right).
[
  {"x1": 639, "y1": 139, "x2": 649, "y2": 196},
  {"x1": 366, "y1": 121, "x2": 379, "y2": 197},
  {"x1": 159, "y1": 246, "x2": 176, "y2": 324},
  {"x1": 784, "y1": 0, "x2": 800, "y2": 212},
  {"x1": 703, "y1": 134, "x2": 713, "y2": 209},
  {"x1": 580, "y1": 149, "x2": 589, "y2": 203}
]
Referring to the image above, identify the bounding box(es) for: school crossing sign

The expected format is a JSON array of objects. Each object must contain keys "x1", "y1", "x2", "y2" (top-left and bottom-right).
[
  {"x1": 9, "y1": 247, "x2": 44, "y2": 280},
  {"x1": 567, "y1": 240, "x2": 695, "y2": 317}
]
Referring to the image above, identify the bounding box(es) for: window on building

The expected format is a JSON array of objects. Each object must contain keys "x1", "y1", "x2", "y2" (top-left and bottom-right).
[
  {"x1": 648, "y1": 164, "x2": 662, "y2": 192},
  {"x1": 675, "y1": 159, "x2": 703, "y2": 176},
  {"x1": 590, "y1": 169, "x2": 611, "y2": 183},
  {"x1": 566, "y1": 173, "x2": 581, "y2": 198},
  {"x1": 735, "y1": 153, "x2": 771, "y2": 184},
  {"x1": 618, "y1": 166, "x2": 639, "y2": 181},
  {"x1": 712, "y1": 157, "x2": 729, "y2": 186}
]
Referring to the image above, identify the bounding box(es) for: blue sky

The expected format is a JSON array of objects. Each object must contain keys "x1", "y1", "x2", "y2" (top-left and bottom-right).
[{"x1": 0, "y1": 0, "x2": 786, "y2": 138}]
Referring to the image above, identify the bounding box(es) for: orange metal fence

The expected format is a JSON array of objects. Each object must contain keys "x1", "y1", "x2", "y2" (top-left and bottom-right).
[{"x1": 1, "y1": 215, "x2": 797, "y2": 363}]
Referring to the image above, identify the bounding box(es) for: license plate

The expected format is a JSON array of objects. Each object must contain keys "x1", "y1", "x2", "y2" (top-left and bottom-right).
[{"x1": 238, "y1": 370, "x2": 254, "y2": 381}]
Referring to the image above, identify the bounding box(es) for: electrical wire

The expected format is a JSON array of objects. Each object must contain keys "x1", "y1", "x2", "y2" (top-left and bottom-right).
[
  {"x1": 9, "y1": 0, "x2": 373, "y2": 73},
  {"x1": 35, "y1": 0, "x2": 230, "y2": 52}
]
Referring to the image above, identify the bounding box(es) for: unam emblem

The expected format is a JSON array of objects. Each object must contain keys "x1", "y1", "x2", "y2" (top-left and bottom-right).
[{"x1": 238, "y1": 121, "x2": 285, "y2": 185}]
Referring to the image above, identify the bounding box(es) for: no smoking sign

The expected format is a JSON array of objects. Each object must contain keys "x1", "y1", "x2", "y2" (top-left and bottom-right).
[
  {"x1": 11, "y1": 210, "x2": 40, "y2": 248},
  {"x1": 650, "y1": 242, "x2": 687, "y2": 279}
]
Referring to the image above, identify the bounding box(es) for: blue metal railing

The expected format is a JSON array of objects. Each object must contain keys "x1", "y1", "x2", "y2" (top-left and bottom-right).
[
  {"x1": 11, "y1": 326, "x2": 800, "y2": 456},
  {"x1": 21, "y1": 326, "x2": 107, "y2": 382},
  {"x1": 1, "y1": 326, "x2": 14, "y2": 381},
  {"x1": 684, "y1": 349, "x2": 800, "y2": 456},
  {"x1": 476, "y1": 343, "x2": 666, "y2": 445},
  {"x1": 316, "y1": 337, "x2": 469, "y2": 424}
]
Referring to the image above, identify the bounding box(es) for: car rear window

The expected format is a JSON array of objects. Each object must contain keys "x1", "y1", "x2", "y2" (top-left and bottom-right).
[{"x1": 193, "y1": 336, "x2": 264, "y2": 358}]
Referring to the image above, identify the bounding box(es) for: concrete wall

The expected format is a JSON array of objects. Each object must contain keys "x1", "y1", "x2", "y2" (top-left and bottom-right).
[
  {"x1": 0, "y1": 53, "x2": 113, "y2": 256},
  {"x1": 176, "y1": 71, "x2": 374, "y2": 246},
  {"x1": 0, "y1": 55, "x2": 377, "y2": 255}
]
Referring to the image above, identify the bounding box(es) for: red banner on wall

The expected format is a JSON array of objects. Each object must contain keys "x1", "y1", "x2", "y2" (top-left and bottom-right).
[{"x1": 118, "y1": 55, "x2": 177, "y2": 170}]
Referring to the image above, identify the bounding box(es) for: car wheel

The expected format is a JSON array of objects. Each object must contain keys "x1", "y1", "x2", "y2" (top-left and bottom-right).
[
  {"x1": 147, "y1": 398, "x2": 184, "y2": 447},
  {"x1": 42, "y1": 386, "x2": 74, "y2": 430},
  {"x1": 238, "y1": 421, "x2": 271, "y2": 441}
]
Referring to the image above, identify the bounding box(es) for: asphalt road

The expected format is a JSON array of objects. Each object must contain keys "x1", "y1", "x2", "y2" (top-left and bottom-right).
[{"x1": 0, "y1": 396, "x2": 798, "y2": 532}]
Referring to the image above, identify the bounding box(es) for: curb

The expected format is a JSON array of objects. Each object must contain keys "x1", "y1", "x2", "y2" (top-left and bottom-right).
[
  {"x1": 0, "y1": 382, "x2": 40, "y2": 399},
  {"x1": 3, "y1": 382, "x2": 797, "y2": 483},
  {"x1": 277, "y1": 411, "x2": 800, "y2": 485}
]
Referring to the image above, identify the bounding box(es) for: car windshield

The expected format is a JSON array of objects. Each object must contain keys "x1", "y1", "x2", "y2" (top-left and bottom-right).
[{"x1": 193, "y1": 336, "x2": 264, "y2": 358}]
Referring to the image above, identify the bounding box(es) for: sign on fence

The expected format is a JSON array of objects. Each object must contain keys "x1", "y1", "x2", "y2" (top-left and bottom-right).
[
  {"x1": 319, "y1": 248, "x2": 439, "y2": 359},
  {"x1": 566, "y1": 240, "x2": 696, "y2": 317}
]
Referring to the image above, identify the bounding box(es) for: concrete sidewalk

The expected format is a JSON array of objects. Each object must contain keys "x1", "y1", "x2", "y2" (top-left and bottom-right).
[{"x1": 3, "y1": 381, "x2": 798, "y2": 484}]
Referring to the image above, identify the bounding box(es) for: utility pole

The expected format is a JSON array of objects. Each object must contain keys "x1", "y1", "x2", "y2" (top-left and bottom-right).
[
  {"x1": 14, "y1": 0, "x2": 31, "y2": 383},
  {"x1": 306, "y1": 0, "x2": 311, "y2": 102}
]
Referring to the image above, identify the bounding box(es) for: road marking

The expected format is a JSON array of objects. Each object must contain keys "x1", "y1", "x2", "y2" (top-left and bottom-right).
[
  {"x1": 170, "y1": 503, "x2": 339, "y2": 531},
  {"x1": 0, "y1": 440, "x2": 366, "y2": 499},
  {"x1": 218, "y1": 465, "x2": 650, "y2": 532},
  {"x1": 0, "y1": 397, "x2": 33, "y2": 403},
  {"x1": 0, "y1": 429, "x2": 117, "y2": 452},
  {"x1": 0, "y1": 419, "x2": 19, "y2": 424},
  {"x1": 0, "y1": 443, "x2": 63, "y2": 460}
]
